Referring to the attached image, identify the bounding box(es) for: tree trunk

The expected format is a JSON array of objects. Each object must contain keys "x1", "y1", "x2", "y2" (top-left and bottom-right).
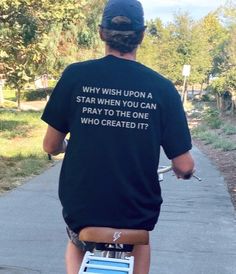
[
  {"x1": 216, "y1": 94, "x2": 220, "y2": 110},
  {"x1": 199, "y1": 82, "x2": 204, "y2": 97},
  {"x1": 231, "y1": 93, "x2": 236, "y2": 115},
  {"x1": 17, "y1": 88, "x2": 21, "y2": 110},
  {"x1": 0, "y1": 84, "x2": 4, "y2": 106},
  {"x1": 219, "y1": 96, "x2": 223, "y2": 112}
]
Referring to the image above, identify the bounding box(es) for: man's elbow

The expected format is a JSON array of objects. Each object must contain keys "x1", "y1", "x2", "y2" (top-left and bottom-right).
[{"x1": 43, "y1": 140, "x2": 60, "y2": 155}]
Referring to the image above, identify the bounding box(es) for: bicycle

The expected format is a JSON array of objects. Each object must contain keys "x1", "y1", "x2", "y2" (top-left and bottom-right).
[{"x1": 78, "y1": 166, "x2": 201, "y2": 274}]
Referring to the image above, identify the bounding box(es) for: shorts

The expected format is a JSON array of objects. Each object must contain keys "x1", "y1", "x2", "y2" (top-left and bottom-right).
[{"x1": 66, "y1": 227, "x2": 95, "y2": 251}]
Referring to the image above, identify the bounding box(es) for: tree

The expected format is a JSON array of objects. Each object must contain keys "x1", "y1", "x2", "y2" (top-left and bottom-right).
[
  {"x1": 201, "y1": 12, "x2": 228, "y2": 78},
  {"x1": 138, "y1": 19, "x2": 163, "y2": 71},
  {"x1": 224, "y1": 4, "x2": 236, "y2": 113},
  {"x1": 189, "y1": 21, "x2": 212, "y2": 90},
  {"x1": 138, "y1": 17, "x2": 184, "y2": 82},
  {"x1": 0, "y1": 0, "x2": 105, "y2": 109},
  {"x1": 1, "y1": 1, "x2": 79, "y2": 108},
  {"x1": 209, "y1": 3, "x2": 236, "y2": 114}
]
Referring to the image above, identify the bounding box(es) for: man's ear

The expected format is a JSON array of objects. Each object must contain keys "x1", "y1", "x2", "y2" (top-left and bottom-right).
[
  {"x1": 139, "y1": 31, "x2": 145, "y2": 44},
  {"x1": 99, "y1": 28, "x2": 106, "y2": 41}
]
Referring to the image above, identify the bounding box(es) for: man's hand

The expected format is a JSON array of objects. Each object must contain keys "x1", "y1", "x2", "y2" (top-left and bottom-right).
[{"x1": 171, "y1": 152, "x2": 195, "y2": 180}]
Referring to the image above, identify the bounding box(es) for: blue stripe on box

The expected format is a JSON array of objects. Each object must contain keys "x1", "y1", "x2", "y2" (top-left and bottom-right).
[{"x1": 86, "y1": 259, "x2": 129, "y2": 273}]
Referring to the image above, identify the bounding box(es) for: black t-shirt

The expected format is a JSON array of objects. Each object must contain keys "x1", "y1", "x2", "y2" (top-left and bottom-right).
[{"x1": 41, "y1": 55, "x2": 192, "y2": 232}]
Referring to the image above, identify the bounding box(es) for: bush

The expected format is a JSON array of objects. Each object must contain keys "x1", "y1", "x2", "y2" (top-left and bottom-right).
[
  {"x1": 48, "y1": 79, "x2": 57, "y2": 88},
  {"x1": 213, "y1": 139, "x2": 236, "y2": 151},
  {"x1": 23, "y1": 88, "x2": 53, "y2": 101},
  {"x1": 201, "y1": 94, "x2": 211, "y2": 102},
  {"x1": 196, "y1": 131, "x2": 218, "y2": 145},
  {"x1": 222, "y1": 124, "x2": 236, "y2": 135},
  {"x1": 203, "y1": 108, "x2": 222, "y2": 129}
]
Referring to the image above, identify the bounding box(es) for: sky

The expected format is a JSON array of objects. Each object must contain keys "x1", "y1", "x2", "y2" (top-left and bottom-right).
[{"x1": 139, "y1": 0, "x2": 227, "y2": 22}]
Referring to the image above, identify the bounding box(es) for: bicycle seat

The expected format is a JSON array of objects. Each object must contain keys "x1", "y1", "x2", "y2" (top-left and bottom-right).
[{"x1": 79, "y1": 227, "x2": 149, "y2": 245}]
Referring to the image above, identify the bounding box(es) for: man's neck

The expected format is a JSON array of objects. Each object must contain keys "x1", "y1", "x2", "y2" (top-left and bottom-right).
[{"x1": 105, "y1": 46, "x2": 137, "y2": 61}]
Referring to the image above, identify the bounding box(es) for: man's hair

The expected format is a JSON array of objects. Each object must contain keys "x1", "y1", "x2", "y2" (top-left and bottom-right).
[{"x1": 100, "y1": 16, "x2": 144, "y2": 54}]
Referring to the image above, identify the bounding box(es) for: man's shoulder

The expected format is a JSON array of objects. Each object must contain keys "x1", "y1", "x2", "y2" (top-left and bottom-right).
[
  {"x1": 59, "y1": 58, "x2": 104, "y2": 82},
  {"x1": 137, "y1": 62, "x2": 175, "y2": 90},
  {"x1": 66, "y1": 58, "x2": 103, "y2": 71},
  {"x1": 139, "y1": 63, "x2": 171, "y2": 83}
]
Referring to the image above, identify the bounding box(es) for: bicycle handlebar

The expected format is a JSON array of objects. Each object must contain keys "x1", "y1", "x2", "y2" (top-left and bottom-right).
[
  {"x1": 157, "y1": 165, "x2": 202, "y2": 182},
  {"x1": 158, "y1": 166, "x2": 172, "y2": 174}
]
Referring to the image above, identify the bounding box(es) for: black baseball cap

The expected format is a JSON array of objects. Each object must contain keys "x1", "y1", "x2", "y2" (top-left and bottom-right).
[{"x1": 100, "y1": 0, "x2": 145, "y2": 31}]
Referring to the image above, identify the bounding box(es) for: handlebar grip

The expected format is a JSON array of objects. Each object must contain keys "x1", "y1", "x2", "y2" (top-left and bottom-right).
[{"x1": 183, "y1": 174, "x2": 192, "y2": 180}]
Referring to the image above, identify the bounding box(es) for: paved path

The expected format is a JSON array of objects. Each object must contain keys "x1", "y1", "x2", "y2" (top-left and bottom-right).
[{"x1": 0, "y1": 146, "x2": 235, "y2": 274}]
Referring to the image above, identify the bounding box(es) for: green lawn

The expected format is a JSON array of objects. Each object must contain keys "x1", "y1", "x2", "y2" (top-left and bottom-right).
[
  {"x1": 0, "y1": 110, "x2": 54, "y2": 193},
  {"x1": 3, "y1": 88, "x2": 16, "y2": 101}
]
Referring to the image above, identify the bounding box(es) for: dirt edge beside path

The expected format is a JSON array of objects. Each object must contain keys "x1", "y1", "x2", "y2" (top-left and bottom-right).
[{"x1": 194, "y1": 139, "x2": 236, "y2": 211}]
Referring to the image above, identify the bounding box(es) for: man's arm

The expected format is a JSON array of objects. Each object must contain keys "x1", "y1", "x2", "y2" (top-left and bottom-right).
[
  {"x1": 43, "y1": 125, "x2": 67, "y2": 156},
  {"x1": 171, "y1": 151, "x2": 195, "y2": 179}
]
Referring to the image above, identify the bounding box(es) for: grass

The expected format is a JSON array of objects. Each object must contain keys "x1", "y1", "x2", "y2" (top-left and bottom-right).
[
  {"x1": 213, "y1": 139, "x2": 236, "y2": 151},
  {"x1": 192, "y1": 126, "x2": 236, "y2": 151},
  {"x1": 0, "y1": 110, "x2": 41, "y2": 139},
  {"x1": 202, "y1": 107, "x2": 222, "y2": 129},
  {"x1": 3, "y1": 88, "x2": 16, "y2": 101},
  {"x1": 0, "y1": 88, "x2": 17, "y2": 109},
  {"x1": 191, "y1": 103, "x2": 236, "y2": 152},
  {"x1": 0, "y1": 110, "x2": 54, "y2": 193},
  {"x1": 222, "y1": 124, "x2": 236, "y2": 135},
  {"x1": 0, "y1": 155, "x2": 48, "y2": 192},
  {"x1": 193, "y1": 131, "x2": 218, "y2": 145}
]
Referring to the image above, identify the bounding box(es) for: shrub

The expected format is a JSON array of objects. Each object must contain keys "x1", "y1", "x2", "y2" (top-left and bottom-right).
[
  {"x1": 213, "y1": 139, "x2": 236, "y2": 151},
  {"x1": 201, "y1": 94, "x2": 211, "y2": 102},
  {"x1": 202, "y1": 108, "x2": 222, "y2": 129},
  {"x1": 23, "y1": 88, "x2": 54, "y2": 101},
  {"x1": 191, "y1": 124, "x2": 208, "y2": 137},
  {"x1": 197, "y1": 131, "x2": 218, "y2": 145},
  {"x1": 222, "y1": 124, "x2": 236, "y2": 135}
]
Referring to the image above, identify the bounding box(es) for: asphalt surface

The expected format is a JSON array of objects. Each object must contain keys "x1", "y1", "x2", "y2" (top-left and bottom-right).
[{"x1": 0, "y1": 146, "x2": 235, "y2": 274}]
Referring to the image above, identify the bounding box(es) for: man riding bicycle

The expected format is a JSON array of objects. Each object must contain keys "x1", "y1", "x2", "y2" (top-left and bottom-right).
[{"x1": 42, "y1": 1, "x2": 194, "y2": 273}]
